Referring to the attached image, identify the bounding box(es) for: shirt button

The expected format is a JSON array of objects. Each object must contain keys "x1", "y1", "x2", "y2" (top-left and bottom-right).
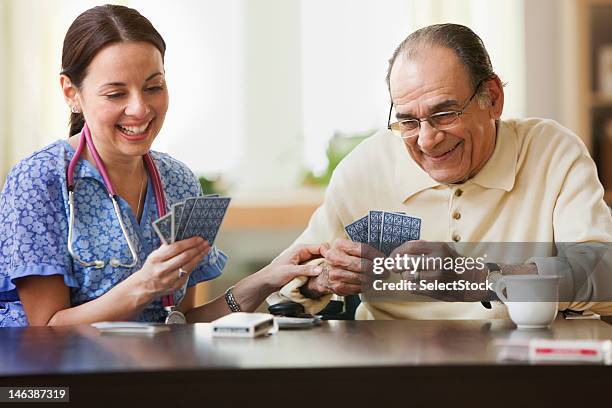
[
  {"x1": 453, "y1": 212, "x2": 461, "y2": 220},
  {"x1": 452, "y1": 234, "x2": 461, "y2": 242},
  {"x1": 455, "y1": 189, "x2": 463, "y2": 197}
]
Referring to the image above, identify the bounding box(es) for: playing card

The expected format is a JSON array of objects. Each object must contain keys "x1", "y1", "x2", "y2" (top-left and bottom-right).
[
  {"x1": 171, "y1": 202, "x2": 185, "y2": 243},
  {"x1": 180, "y1": 196, "x2": 231, "y2": 245},
  {"x1": 173, "y1": 194, "x2": 218, "y2": 242},
  {"x1": 367, "y1": 210, "x2": 383, "y2": 250},
  {"x1": 152, "y1": 213, "x2": 173, "y2": 244},
  {"x1": 174, "y1": 197, "x2": 198, "y2": 241},
  {"x1": 345, "y1": 215, "x2": 368, "y2": 243},
  {"x1": 379, "y1": 211, "x2": 421, "y2": 256}
]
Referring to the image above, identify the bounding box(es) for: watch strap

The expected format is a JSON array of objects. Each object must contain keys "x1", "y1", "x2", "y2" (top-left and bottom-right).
[
  {"x1": 225, "y1": 286, "x2": 242, "y2": 313},
  {"x1": 481, "y1": 263, "x2": 501, "y2": 309},
  {"x1": 486, "y1": 262, "x2": 501, "y2": 273}
]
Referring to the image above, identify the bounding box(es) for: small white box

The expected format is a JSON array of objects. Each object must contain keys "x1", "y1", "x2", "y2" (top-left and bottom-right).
[{"x1": 211, "y1": 313, "x2": 275, "y2": 338}]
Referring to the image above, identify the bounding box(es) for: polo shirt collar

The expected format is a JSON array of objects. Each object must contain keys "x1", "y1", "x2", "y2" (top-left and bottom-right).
[
  {"x1": 394, "y1": 119, "x2": 517, "y2": 202},
  {"x1": 469, "y1": 120, "x2": 517, "y2": 192}
]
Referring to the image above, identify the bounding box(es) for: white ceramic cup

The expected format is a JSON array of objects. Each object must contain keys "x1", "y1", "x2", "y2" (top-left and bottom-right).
[{"x1": 495, "y1": 275, "x2": 561, "y2": 329}]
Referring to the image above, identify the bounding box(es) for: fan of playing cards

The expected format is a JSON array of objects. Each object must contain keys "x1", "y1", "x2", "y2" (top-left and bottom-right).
[
  {"x1": 345, "y1": 210, "x2": 422, "y2": 256},
  {"x1": 152, "y1": 194, "x2": 231, "y2": 245}
]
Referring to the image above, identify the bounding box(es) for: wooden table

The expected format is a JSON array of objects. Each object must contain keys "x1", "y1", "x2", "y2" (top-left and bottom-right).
[{"x1": 1, "y1": 319, "x2": 611, "y2": 407}]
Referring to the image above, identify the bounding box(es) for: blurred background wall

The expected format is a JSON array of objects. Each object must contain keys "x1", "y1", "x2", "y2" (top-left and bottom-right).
[
  {"x1": 1, "y1": 0, "x2": 610, "y2": 304},
  {"x1": 0, "y1": 0, "x2": 528, "y2": 185}
]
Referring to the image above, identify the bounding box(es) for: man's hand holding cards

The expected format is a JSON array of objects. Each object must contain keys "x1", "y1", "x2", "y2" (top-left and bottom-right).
[
  {"x1": 345, "y1": 210, "x2": 421, "y2": 255},
  {"x1": 301, "y1": 210, "x2": 422, "y2": 299}
]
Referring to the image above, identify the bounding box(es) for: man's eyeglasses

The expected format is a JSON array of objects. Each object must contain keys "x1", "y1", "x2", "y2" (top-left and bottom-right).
[{"x1": 387, "y1": 79, "x2": 486, "y2": 139}]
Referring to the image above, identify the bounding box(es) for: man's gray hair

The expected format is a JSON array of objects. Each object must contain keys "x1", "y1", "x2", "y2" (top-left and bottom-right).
[{"x1": 386, "y1": 23, "x2": 498, "y2": 105}]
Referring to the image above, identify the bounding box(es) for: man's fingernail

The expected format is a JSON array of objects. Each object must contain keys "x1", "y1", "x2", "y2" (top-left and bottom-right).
[{"x1": 313, "y1": 266, "x2": 322, "y2": 273}]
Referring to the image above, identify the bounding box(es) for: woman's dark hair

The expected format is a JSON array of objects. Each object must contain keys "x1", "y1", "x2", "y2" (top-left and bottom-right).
[{"x1": 61, "y1": 4, "x2": 166, "y2": 136}]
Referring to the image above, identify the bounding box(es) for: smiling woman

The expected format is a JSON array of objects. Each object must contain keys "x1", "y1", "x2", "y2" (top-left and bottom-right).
[
  {"x1": 0, "y1": 4, "x2": 323, "y2": 327},
  {"x1": 62, "y1": 41, "x2": 169, "y2": 181}
]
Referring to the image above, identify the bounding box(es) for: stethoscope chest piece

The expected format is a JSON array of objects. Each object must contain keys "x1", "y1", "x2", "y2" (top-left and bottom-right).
[{"x1": 164, "y1": 307, "x2": 187, "y2": 325}]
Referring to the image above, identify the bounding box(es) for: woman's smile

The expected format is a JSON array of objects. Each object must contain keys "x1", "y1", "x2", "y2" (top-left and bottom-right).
[{"x1": 115, "y1": 118, "x2": 154, "y2": 142}]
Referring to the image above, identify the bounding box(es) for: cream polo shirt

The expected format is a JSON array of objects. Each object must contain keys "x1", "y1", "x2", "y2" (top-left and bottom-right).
[{"x1": 268, "y1": 118, "x2": 612, "y2": 319}]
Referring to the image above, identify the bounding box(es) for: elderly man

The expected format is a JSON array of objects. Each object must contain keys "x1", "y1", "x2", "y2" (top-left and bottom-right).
[{"x1": 269, "y1": 23, "x2": 612, "y2": 319}]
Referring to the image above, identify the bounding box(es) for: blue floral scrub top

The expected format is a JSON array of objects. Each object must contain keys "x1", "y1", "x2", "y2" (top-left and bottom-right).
[{"x1": 0, "y1": 138, "x2": 226, "y2": 327}]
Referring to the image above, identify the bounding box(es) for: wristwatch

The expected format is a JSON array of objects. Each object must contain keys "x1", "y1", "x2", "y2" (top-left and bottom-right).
[
  {"x1": 485, "y1": 262, "x2": 503, "y2": 288},
  {"x1": 481, "y1": 263, "x2": 502, "y2": 309},
  {"x1": 225, "y1": 286, "x2": 243, "y2": 313}
]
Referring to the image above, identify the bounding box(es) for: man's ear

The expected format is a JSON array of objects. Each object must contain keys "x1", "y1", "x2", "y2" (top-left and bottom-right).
[
  {"x1": 60, "y1": 75, "x2": 80, "y2": 111},
  {"x1": 486, "y1": 76, "x2": 504, "y2": 120}
]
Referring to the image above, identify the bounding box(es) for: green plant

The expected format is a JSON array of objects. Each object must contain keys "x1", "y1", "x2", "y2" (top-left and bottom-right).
[
  {"x1": 199, "y1": 175, "x2": 219, "y2": 195},
  {"x1": 303, "y1": 129, "x2": 376, "y2": 187}
]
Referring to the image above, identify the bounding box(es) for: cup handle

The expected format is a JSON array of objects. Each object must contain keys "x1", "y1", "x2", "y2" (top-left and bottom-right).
[{"x1": 495, "y1": 278, "x2": 508, "y2": 303}]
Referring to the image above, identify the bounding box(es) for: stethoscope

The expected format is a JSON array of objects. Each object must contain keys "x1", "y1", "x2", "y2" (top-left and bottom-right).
[{"x1": 66, "y1": 123, "x2": 186, "y2": 324}]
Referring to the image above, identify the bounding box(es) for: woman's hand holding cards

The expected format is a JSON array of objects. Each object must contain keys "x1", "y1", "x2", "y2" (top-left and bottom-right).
[{"x1": 134, "y1": 237, "x2": 210, "y2": 298}]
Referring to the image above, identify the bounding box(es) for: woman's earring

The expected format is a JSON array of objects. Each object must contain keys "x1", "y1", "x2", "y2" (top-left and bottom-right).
[{"x1": 71, "y1": 105, "x2": 80, "y2": 114}]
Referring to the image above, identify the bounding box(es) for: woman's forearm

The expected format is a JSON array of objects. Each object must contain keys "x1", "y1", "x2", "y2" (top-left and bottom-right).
[
  {"x1": 186, "y1": 268, "x2": 274, "y2": 323},
  {"x1": 185, "y1": 295, "x2": 231, "y2": 323},
  {"x1": 184, "y1": 246, "x2": 323, "y2": 323},
  {"x1": 47, "y1": 273, "x2": 154, "y2": 326},
  {"x1": 230, "y1": 269, "x2": 275, "y2": 311}
]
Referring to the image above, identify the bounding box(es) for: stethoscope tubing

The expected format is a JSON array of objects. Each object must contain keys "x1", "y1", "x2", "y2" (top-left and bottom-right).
[{"x1": 66, "y1": 123, "x2": 177, "y2": 310}]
